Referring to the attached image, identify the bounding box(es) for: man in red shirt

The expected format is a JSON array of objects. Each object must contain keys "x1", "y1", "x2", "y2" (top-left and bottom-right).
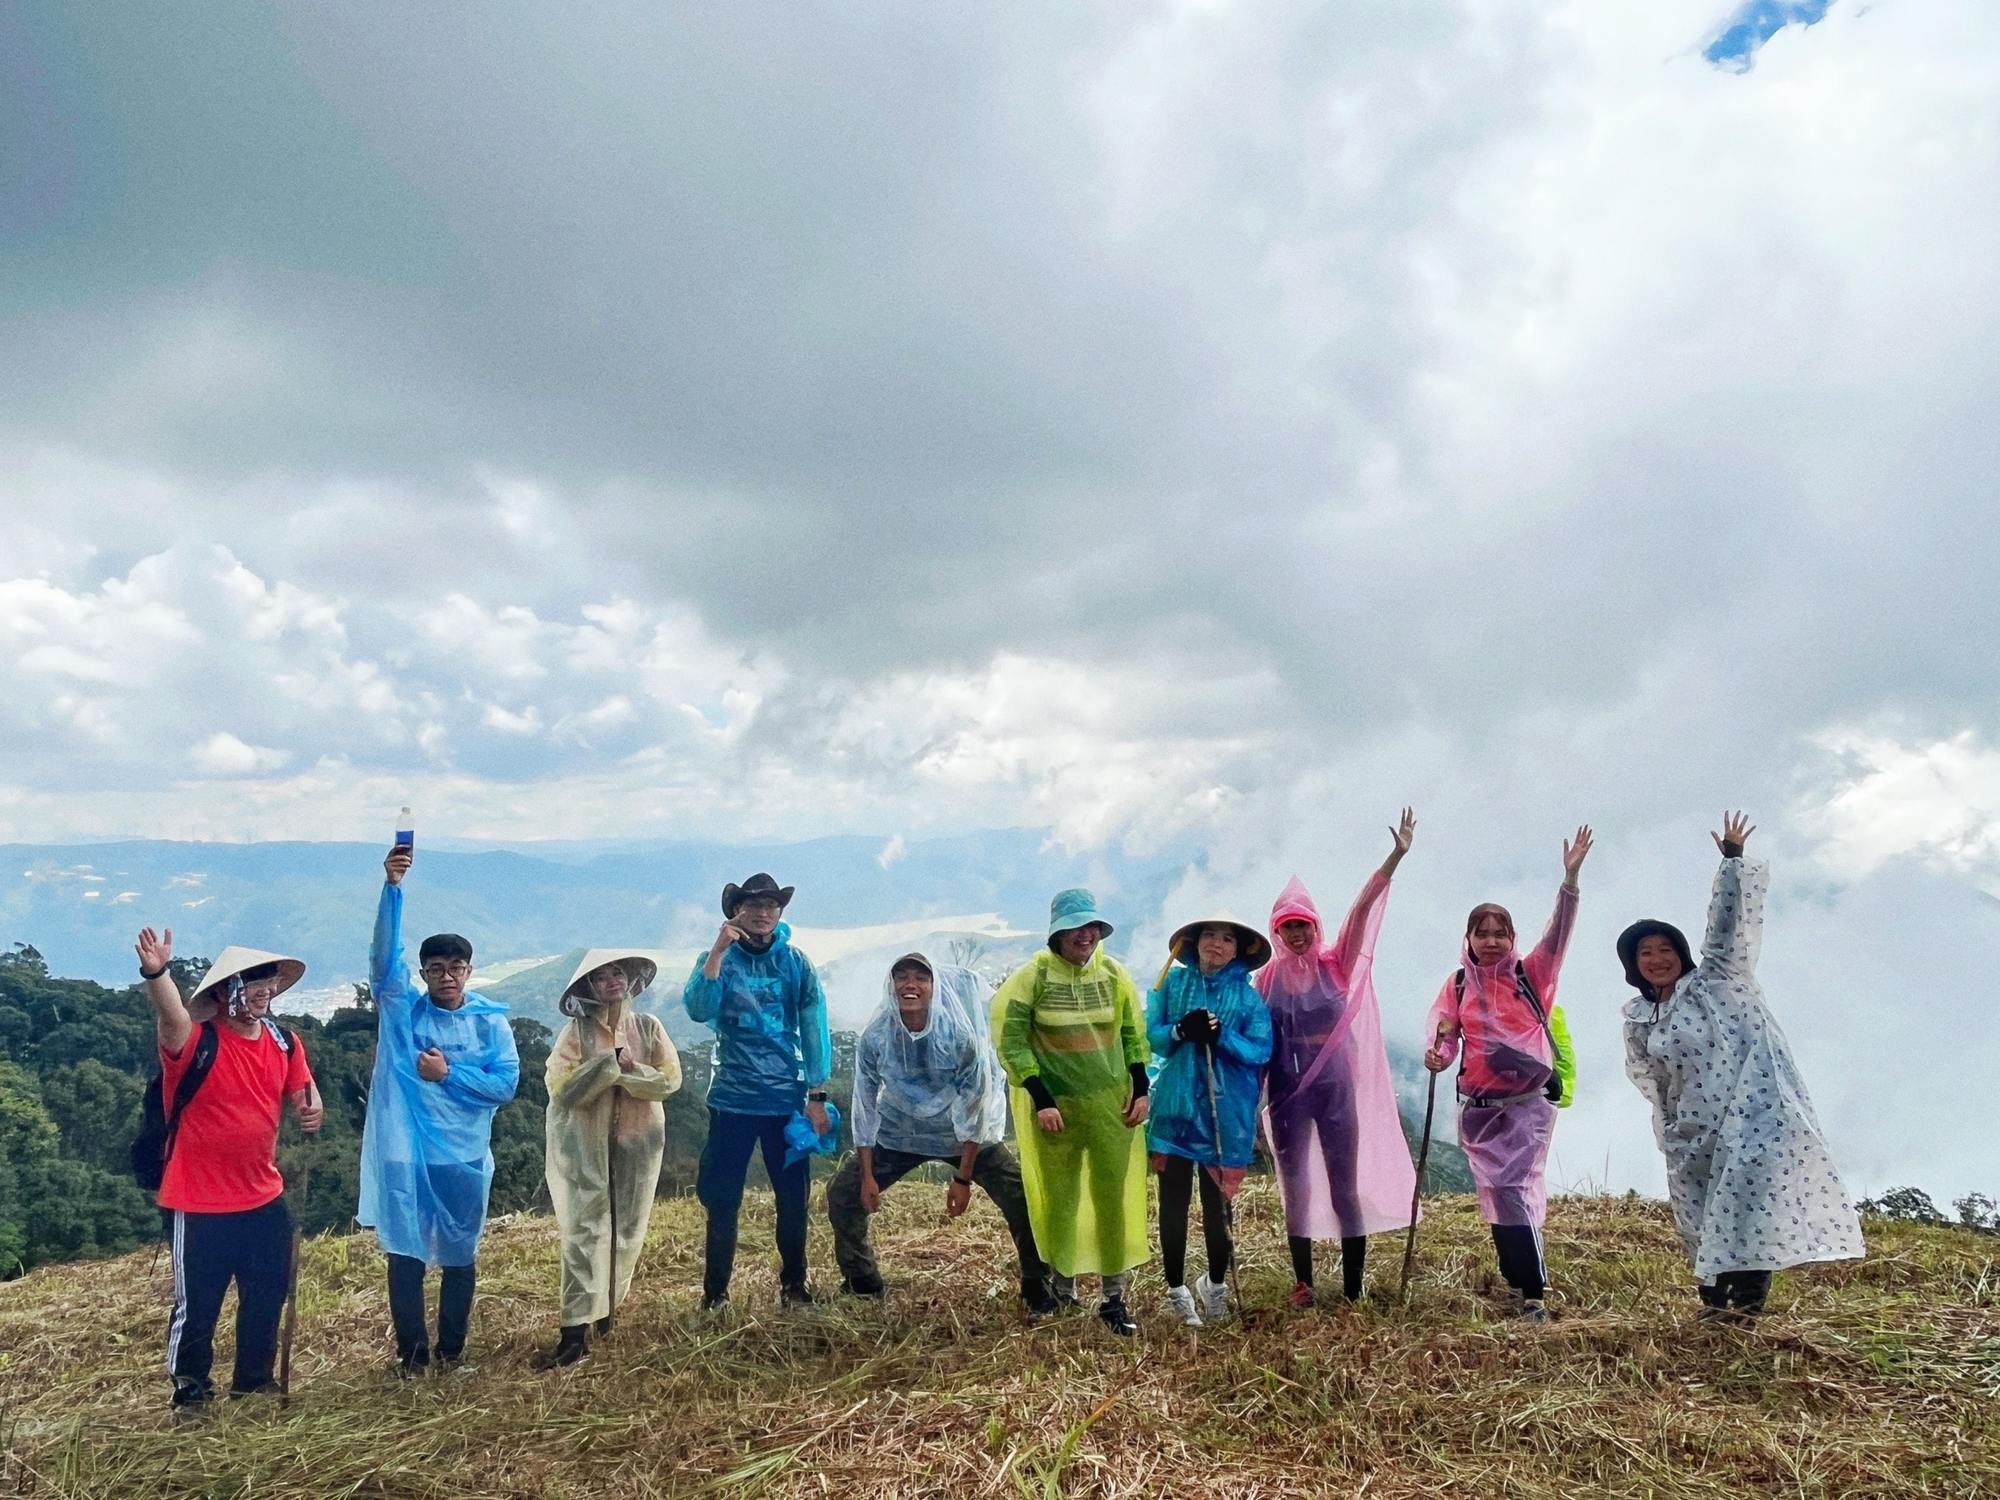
[{"x1": 137, "y1": 926, "x2": 322, "y2": 1409}]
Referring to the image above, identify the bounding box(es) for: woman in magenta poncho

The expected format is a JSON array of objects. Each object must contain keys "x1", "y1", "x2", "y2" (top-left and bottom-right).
[
  {"x1": 1423, "y1": 825, "x2": 1591, "y2": 1323},
  {"x1": 1256, "y1": 810, "x2": 1420, "y2": 1306}
]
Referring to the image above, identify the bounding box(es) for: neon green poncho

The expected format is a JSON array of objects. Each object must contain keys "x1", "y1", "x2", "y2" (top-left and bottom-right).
[{"x1": 992, "y1": 949, "x2": 1151, "y2": 1277}]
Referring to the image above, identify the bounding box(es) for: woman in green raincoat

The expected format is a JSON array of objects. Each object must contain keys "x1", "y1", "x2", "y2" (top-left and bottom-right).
[
  {"x1": 542, "y1": 950, "x2": 682, "y2": 1367},
  {"x1": 993, "y1": 889, "x2": 1152, "y2": 1336}
]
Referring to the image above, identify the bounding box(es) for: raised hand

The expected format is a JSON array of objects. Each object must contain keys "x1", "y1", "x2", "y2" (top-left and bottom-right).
[
  {"x1": 1383, "y1": 807, "x2": 1417, "y2": 875},
  {"x1": 384, "y1": 846, "x2": 413, "y2": 886},
  {"x1": 1562, "y1": 825, "x2": 1594, "y2": 886},
  {"x1": 1712, "y1": 810, "x2": 1756, "y2": 855},
  {"x1": 135, "y1": 927, "x2": 174, "y2": 976}
]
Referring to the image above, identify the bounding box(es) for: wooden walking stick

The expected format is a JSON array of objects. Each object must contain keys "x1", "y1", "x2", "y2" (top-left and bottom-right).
[
  {"x1": 279, "y1": 1156, "x2": 309, "y2": 1402},
  {"x1": 604, "y1": 1081, "x2": 621, "y2": 1336},
  {"x1": 1398, "y1": 1062, "x2": 1441, "y2": 1305},
  {"x1": 1201, "y1": 1042, "x2": 1250, "y2": 1322}
]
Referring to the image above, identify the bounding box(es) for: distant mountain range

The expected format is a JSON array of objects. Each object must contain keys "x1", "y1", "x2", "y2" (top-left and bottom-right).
[{"x1": 0, "y1": 829, "x2": 1190, "y2": 1002}]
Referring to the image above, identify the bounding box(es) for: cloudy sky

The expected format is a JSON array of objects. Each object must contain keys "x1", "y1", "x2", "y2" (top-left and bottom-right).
[{"x1": 2, "y1": 2, "x2": 1993, "y2": 1200}]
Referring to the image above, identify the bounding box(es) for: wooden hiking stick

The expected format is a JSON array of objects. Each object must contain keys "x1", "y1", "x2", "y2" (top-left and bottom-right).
[
  {"x1": 604, "y1": 1079, "x2": 621, "y2": 1336},
  {"x1": 1398, "y1": 1064, "x2": 1440, "y2": 1304},
  {"x1": 279, "y1": 1157, "x2": 309, "y2": 1402},
  {"x1": 1201, "y1": 1043, "x2": 1250, "y2": 1323}
]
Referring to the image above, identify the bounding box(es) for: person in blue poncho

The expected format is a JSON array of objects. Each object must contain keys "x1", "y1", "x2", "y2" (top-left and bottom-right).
[
  {"x1": 357, "y1": 845, "x2": 521, "y2": 1375},
  {"x1": 1146, "y1": 915, "x2": 1274, "y2": 1328},
  {"x1": 683, "y1": 872, "x2": 833, "y2": 1312}
]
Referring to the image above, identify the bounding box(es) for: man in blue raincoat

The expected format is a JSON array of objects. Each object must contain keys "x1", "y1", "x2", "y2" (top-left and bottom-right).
[
  {"x1": 683, "y1": 872, "x2": 832, "y2": 1311},
  {"x1": 357, "y1": 845, "x2": 520, "y2": 1375}
]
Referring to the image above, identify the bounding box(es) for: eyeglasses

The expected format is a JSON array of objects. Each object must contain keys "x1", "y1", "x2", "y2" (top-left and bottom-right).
[{"x1": 422, "y1": 961, "x2": 473, "y2": 980}]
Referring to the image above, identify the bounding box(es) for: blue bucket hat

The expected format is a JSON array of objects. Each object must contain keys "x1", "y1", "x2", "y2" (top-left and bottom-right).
[{"x1": 1047, "y1": 887, "x2": 1113, "y2": 940}]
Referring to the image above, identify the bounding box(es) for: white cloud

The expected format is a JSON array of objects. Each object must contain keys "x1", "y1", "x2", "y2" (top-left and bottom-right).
[{"x1": 190, "y1": 732, "x2": 292, "y2": 775}]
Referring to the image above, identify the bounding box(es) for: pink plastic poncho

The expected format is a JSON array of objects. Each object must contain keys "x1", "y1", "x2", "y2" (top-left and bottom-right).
[
  {"x1": 1254, "y1": 873, "x2": 1418, "y2": 1240},
  {"x1": 1424, "y1": 885, "x2": 1577, "y2": 1227}
]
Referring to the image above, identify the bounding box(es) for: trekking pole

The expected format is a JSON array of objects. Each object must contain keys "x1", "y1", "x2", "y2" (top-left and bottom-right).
[
  {"x1": 604, "y1": 1081, "x2": 621, "y2": 1336},
  {"x1": 1202, "y1": 1043, "x2": 1248, "y2": 1322},
  {"x1": 279, "y1": 1155, "x2": 310, "y2": 1403},
  {"x1": 1397, "y1": 1063, "x2": 1440, "y2": 1305}
]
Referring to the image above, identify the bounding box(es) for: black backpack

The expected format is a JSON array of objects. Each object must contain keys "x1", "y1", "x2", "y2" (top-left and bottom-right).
[{"x1": 129, "y1": 1019, "x2": 296, "y2": 1190}]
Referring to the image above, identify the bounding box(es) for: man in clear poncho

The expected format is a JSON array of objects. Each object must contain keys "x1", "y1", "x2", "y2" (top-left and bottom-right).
[
  {"x1": 993, "y1": 888, "x2": 1151, "y2": 1336},
  {"x1": 826, "y1": 953, "x2": 1052, "y2": 1315},
  {"x1": 542, "y1": 950, "x2": 682, "y2": 1367},
  {"x1": 357, "y1": 846, "x2": 521, "y2": 1374}
]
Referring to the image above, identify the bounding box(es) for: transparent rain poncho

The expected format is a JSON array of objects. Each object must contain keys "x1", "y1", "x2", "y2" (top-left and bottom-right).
[
  {"x1": 1623, "y1": 859, "x2": 1864, "y2": 1281},
  {"x1": 544, "y1": 953, "x2": 683, "y2": 1327},
  {"x1": 852, "y1": 955, "x2": 1006, "y2": 1158},
  {"x1": 1254, "y1": 873, "x2": 1418, "y2": 1240},
  {"x1": 1145, "y1": 956, "x2": 1272, "y2": 1173},
  {"x1": 993, "y1": 948, "x2": 1151, "y2": 1277},
  {"x1": 1423, "y1": 885, "x2": 1577, "y2": 1227},
  {"x1": 357, "y1": 882, "x2": 521, "y2": 1266}
]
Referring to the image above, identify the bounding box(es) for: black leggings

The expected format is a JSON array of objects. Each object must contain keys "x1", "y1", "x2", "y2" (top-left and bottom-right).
[
  {"x1": 1289, "y1": 1235, "x2": 1369, "y2": 1299},
  {"x1": 1158, "y1": 1155, "x2": 1232, "y2": 1289},
  {"x1": 1700, "y1": 1270, "x2": 1772, "y2": 1314},
  {"x1": 1490, "y1": 1224, "x2": 1546, "y2": 1301}
]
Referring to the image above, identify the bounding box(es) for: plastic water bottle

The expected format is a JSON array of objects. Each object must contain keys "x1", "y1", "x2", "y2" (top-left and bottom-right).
[{"x1": 395, "y1": 806, "x2": 415, "y2": 852}]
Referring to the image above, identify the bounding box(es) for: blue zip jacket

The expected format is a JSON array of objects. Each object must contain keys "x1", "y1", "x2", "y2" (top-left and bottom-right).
[
  {"x1": 1145, "y1": 959, "x2": 1273, "y2": 1168},
  {"x1": 682, "y1": 922, "x2": 831, "y2": 1117},
  {"x1": 356, "y1": 881, "x2": 520, "y2": 1266}
]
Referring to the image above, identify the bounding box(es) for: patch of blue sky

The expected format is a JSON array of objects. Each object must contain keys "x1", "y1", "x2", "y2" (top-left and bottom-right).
[{"x1": 1704, "y1": 0, "x2": 1834, "y2": 72}]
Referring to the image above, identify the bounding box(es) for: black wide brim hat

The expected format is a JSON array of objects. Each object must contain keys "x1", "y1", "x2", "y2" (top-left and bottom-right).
[
  {"x1": 1615, "y1": 919, "x2": 1695, "y2": 991},
  {"x1": 722, "y1": 872, "x2": 795, "y2": 919}
]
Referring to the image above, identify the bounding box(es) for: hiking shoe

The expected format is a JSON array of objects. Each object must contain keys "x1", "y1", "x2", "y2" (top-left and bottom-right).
[
  {"x1": 1098, "y1": 1296, "x2": 1139, "y2": 1336},
  {"x1": 1287, "y1": 1282, "x2": 1316, "y2": 1310},
  {"x1": 1165, "y1": 1285, "x2": 1204, "y2": 1328},
  {"x1": 1195, "y1": 1272, "x2": 1231, "y2": 1324},
  {"x1": 1024, "y1": 1287, "x2": 1061, "y2": 1323},
  {"x1": 779, "y1": 1282, "x2": 820, "y2": 1310},
  {"x1": 1514, "y1": 1299, "x2": 1551, "y2": 1325},
  {"x1": 842, "y1": 1276, "x2": 886, "y2": 1299},
  {"x1": 700, "y1": 1292, "x2": 732, "y2": 1315},
  {"x1": 546, "y1": 1332, "x2": 590, "y2": 1370}
]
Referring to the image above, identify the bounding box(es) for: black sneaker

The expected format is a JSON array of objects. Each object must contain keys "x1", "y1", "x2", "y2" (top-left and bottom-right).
[
  {"x1": 779, "y1": 1282, "x2": 819, "y2": 1309},
  {"x1": 700, "y1": 1292, "x2": 731, "y2": 1315},
  {"x1": 1024, "y1": 1286, "x2": 1060, "y2": 1323},
  {"x1": 1098, "y1": 1296, "x2": 1138, "y2": 1336},
  {"x1": 395, "y1": 1348, "x2": 431, "y2": 1380}
]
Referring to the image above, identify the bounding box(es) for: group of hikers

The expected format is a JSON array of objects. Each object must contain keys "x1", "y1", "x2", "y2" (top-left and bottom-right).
[{"x1": 131, "y1": 809, "x2": 1865, "y2": 1409}]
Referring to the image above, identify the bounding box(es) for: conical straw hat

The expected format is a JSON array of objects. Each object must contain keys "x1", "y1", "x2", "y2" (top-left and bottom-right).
[
  {"x1": 188, "y1": 944, "x2": 308, "y2": 1004},
  {"x1": 559, "y1": 948, "x2": 666, "y2": 1017}
]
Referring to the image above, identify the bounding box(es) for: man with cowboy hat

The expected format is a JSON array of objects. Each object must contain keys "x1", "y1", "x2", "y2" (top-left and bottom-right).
[
  {"x1": 682, "y1": 872, "x2": 833, "y2": 1310},
  {"x1": 991, "y1": 888, "x2": 1152, "y2": 1336},
  {"x1": 133, "y1": 924, "x2": 321, "y2": 1409},
  {"x1": 542, "y1": 949, "x2": 682, "y2": 1366},
  {"x1": 357, "y1": 845, "x2": 521, "y2": 1376}
]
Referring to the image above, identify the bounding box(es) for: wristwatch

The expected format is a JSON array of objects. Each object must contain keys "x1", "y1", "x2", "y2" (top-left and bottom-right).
[{"x1": 807, "y1": 1089, "x2": 829, "y2": 1103}]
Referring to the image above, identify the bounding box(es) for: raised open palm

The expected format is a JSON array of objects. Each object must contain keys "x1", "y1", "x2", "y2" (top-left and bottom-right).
[
  {"x1": 135, "y1": 926, "x2": 174, "y2": 974},
  {"x1": 1712, "y1": 810, "x2": 1756, "y2": 853},
  {"x1": 1562, "y1": 825, "x2": 1594, "y2": 881},
  {"x1": 1390, "y1": 807, "x2": 1417, "y2": 855}
]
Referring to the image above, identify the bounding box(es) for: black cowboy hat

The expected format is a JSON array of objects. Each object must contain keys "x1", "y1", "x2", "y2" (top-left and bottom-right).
[
  {"x1": 1615, "y1": 919, "x2": 1695, "y2": 996},
  {"x1": 722, "y1": 872, "x2": 795, "y2": 919}
]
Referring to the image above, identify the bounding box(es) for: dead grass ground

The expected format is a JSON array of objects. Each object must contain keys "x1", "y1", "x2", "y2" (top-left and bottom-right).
[{"x1": 2, "y1": 1183, "x2": 1994, "y2": 1498}]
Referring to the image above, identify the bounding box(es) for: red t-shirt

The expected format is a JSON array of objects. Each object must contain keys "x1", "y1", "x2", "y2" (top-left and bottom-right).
[{"x1": 157, "y1": 1021, "x2": 314, "y2": 1214}]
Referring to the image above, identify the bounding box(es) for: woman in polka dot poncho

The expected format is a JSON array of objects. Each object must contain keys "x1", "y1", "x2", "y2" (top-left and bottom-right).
[{"x1": 1617, "y1": 812, "x2": 1865, "y2": 1325}]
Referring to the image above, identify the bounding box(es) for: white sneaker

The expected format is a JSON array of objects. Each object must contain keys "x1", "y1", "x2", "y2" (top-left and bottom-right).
[
  {"x1": 1196, "y1": 1273, "x2": 1231, "y2": 1323},
  {"x1": 1165, "y1": 1285, "x2": 1204, "y2": 1327}
]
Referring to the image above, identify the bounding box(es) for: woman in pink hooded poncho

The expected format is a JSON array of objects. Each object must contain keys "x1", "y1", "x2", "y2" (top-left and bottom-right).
[
  {"x1": 1255, "y1": 810, "x2": 1420, "y2": 1307},
  {"x1": 1423, "y1": 825, "x2": 1592, "y2": 1324}
]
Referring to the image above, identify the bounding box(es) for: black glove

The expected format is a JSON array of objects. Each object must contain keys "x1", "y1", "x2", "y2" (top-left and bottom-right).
[
  {"x1": 1721, "y1": 839, "x2": 1745, "y2": 859},
  {"x1": 1174, "y1": 1010, "x2": 1207, "y2": 1042},
  {"x1": 1544, "y1": 1074, "x2": 1563, "y2": 1104}
]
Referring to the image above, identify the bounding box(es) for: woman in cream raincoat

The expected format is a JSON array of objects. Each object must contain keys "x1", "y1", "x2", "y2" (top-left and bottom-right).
[{"x1": 543, "y1": 950, "x2": 682, "y2": 1367}]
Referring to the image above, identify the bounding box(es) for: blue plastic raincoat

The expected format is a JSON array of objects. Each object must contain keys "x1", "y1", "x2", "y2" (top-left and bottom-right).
[
  {"x1": 357, "y1": 882, "x2": 520, "y2": 1266},
  {"x1": 681, "y1": 922, "x2": 832, "y2": 1117},
  {"x1": 1146, "y1": 959, "x2": 1273, "y2": 1169}
]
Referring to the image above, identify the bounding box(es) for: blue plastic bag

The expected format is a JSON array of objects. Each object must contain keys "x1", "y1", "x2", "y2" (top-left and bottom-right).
[{"x1": 783, "y1": 1100, "x2": 842, "y2": 1166}]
